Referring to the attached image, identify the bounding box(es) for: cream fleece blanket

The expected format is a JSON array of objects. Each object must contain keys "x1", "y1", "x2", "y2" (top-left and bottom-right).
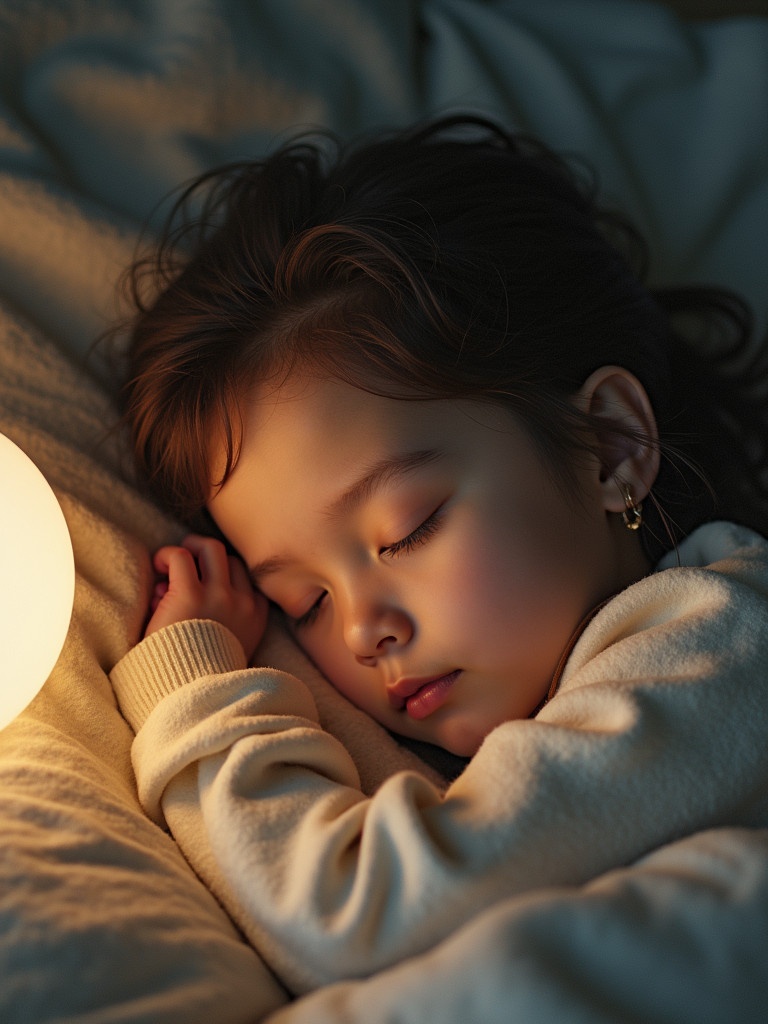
[{"x1": 1, "y1": 1, "x2": 768, "y2": 1021}]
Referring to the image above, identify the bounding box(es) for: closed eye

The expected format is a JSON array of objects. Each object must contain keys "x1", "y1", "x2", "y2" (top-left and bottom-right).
[
  {"x1": 380, "y1": 504, "x2": 446, "y2": 558},
  {"x1": 293, "y1": 504, "x2": 447, "y2": 629},
  {"x1": 293, "y1": 591, "x2": 327, "y2": 630}
]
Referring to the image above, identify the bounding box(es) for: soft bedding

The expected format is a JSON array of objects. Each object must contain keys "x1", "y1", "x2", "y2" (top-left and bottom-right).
[{"x1": 1, "y1": 1, "x2": 767, "y2": 1021}]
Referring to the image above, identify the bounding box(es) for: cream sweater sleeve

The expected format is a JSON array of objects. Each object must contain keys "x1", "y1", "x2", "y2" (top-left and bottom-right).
[{"x1": 110, "y1": 525, "x2": 768, "y2": 995}]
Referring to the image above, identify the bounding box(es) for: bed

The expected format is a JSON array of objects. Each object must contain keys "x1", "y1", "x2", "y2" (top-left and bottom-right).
[{"x1": 1, "y1": 1, "x2": 768, "y2": 1020}]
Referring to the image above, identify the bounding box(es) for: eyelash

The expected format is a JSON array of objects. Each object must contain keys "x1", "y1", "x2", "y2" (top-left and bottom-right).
[
  {"x1": 379, "y1": 504, "x2": 446, "y2": 558},
  {"x1": 292, "y1": 505, "x2": 447, "y2": 630}
]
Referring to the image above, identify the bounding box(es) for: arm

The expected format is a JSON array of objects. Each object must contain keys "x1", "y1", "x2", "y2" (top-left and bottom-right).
[{"x1": 111, "y1": 535, "x2": 768, "y2": 994}]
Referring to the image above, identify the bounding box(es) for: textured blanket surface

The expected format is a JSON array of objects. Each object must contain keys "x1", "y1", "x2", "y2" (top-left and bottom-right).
[{"x1": 1, "y1": 1, "x2": 767, "y2": 1021}]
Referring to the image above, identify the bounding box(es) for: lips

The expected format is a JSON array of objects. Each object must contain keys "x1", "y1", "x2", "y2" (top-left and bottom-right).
[{"x1": 387, "y1": 670, "x2": 461, "y2": 720}]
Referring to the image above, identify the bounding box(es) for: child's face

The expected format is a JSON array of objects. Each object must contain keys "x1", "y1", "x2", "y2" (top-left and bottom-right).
[{"x1": 208, "y1": 373, "x2": 640, "y2": 756}]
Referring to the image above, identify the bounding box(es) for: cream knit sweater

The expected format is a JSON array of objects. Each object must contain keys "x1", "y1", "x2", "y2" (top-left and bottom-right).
[{"x1": 110, "y1": 521, "x2": 768, "y2": 995}]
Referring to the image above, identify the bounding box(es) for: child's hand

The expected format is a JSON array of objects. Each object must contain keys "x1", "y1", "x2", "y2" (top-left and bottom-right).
[{"x1": 145, "y1": 534, "x2": 268, "y2": 663}]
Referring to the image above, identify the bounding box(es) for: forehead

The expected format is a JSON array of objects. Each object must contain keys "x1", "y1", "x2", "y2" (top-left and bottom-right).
[
  {"x1": 229, "y1": 374, "x2": 439, "y2": 485},
  {"x1": 207, "y1": 376, "x2": 436, "y2": 544},
  {"x1": 206, "y1": 374, "x2": 509, "y2": 559}
]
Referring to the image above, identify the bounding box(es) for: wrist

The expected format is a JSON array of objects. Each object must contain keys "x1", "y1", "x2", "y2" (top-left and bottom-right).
[{"x1": 110, "y1": 619, "x2": 248, "y2": 733}]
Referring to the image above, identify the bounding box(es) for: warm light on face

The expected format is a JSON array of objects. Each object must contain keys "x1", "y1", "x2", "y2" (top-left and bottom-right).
[{"x1": 0, "y1": 433, "x2": 74, "y2": 730}]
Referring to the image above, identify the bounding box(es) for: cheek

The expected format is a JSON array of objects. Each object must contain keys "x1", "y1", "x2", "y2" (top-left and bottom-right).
[
  {"x1": 428, "y1": 513, "x2": 537, "y2": 622},
  {"x1": 405, "y1": 541, "x2": 507, "y2": 657},
  {"x1": 297, "y1": 628, "x2": 373, "y2": 708},
  {"x1": 427, "y1": 506, "x2": 575, "y2": 661}
]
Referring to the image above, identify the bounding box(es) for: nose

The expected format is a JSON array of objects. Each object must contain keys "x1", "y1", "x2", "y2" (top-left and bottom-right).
[{"x1": 342, "y1": 595, "x2": 414, "y2": 666}]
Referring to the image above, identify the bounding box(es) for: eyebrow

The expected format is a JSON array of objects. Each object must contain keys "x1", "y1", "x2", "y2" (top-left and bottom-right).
[
  {"x1": 247, "y1": 447, "x2": 444, "y2": 586},
  {"x1": 324, "y1": 447, "x2": 444, "y2": 521}
]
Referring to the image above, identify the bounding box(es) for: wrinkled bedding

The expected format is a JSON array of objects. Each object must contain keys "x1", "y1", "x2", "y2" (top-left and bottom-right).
[{"x1": 1, "y1": 2, "x2": 767, "y2": 1021}]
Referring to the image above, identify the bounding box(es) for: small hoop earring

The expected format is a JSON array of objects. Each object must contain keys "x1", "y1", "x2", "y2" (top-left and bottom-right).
[{"x1": 619, "y1": 482, "x2": 643, "y2": 531}]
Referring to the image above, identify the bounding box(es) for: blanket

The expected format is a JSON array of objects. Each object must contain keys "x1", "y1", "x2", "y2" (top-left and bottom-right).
[{"x1": 1, "y1": 2, "x2": 767, "y2": 1021}]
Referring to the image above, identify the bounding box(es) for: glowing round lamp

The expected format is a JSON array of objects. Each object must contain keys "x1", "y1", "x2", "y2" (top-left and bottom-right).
[{"x1": 0, "y1": 433, "x2": 74, "y2": 730}]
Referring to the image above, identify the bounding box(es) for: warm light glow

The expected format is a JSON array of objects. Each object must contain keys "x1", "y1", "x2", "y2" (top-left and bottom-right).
[{"x1": 0, "y1": 433, "x2": 74, "y2": 729}]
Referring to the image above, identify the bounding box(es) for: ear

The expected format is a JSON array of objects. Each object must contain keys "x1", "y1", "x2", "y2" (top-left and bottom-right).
[{"x1": 576, "y1": 365, "x2": 660, "y2": 515}]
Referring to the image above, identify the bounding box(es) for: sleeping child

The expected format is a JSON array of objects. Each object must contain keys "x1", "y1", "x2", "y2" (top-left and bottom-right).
[{"x1": 109, "y1": 115, "x2": 768, "y2": 994}]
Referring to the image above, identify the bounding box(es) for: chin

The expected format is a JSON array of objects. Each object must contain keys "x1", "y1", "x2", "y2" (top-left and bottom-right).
[
  {"x1": 438, "y1": 722, "x2": 488, "y2": 759},
  {"x1": 439, "y1": 704, "x2": 525, "y2": 757}
]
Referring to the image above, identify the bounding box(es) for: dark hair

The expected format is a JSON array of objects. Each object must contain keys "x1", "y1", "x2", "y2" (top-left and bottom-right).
[{"x1": 120, "y1": 114, "x2": 768, "y2": 558}]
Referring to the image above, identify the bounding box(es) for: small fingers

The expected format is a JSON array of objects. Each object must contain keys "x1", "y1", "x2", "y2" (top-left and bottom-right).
[
  {"x1": 154, "y1": 545, "x2": 201, "y2": 591},
  {"x1": 182, "y1": 534, "x2": 233, "y2": 586},
  {"x1": 150, "y1": 579, "x2": 169, "y2": 614},
  {"x1": 147, "y1": 535, "x2": 267, "y2": 659},
  {"x1": 182, "y1": 534, "x2": 256, "y2": 596},
  {"x1": 227, "y1": 554, "x2": 256, "y2": 593}
]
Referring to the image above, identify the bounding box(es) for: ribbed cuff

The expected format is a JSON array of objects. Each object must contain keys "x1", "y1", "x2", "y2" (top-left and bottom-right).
[{"x1": 110, "y1": 620, "x2": 247, "y2": 732}]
